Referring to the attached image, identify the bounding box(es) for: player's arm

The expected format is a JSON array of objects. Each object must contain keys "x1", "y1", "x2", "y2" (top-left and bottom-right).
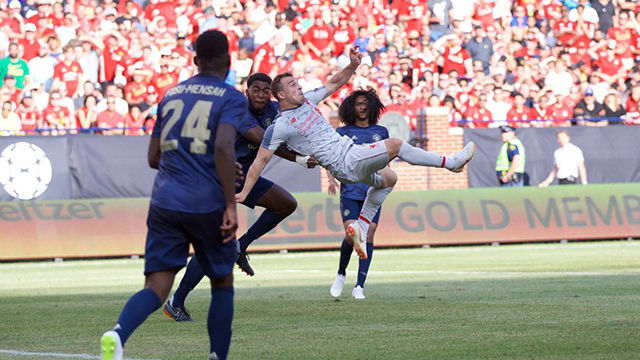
[
  {"x1": 327, "y1": 170, "x2": 339, "y2": 195},
  {"x1": 323, "y1": 45, "x2": 362, "y2": 99},
  {"x1": 245, "y1": 125, "x2": 317, "y2": 167},
  {"x1": 147, "y1": 137, "x2": 160, "y2": 169},
  {"x1": 216, "y1": 123, "x2": 239, "y2": 242},
  {"x1": 236, "y1": 146, "x2": 275, "y2": 203},
  {"x1": 148, "y1": 104, "x2": 164, "y2": 169}
]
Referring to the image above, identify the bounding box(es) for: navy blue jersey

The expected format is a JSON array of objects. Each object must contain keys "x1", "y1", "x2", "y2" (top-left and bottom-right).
[
  {"x1": 235, "y1": 100, "x2": 279, "y2": 171},
  {"x1": 151, "y1": 75, "x2": 247, "y2": 213},
  {"x1": 336, "y1": 124, "x2": 389, "y2": 200}
]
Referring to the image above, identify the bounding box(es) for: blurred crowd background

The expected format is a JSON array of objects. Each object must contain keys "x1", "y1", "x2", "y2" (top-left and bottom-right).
[{"x1": 1, "y1": 0, "x2": 640, "y2": 136}]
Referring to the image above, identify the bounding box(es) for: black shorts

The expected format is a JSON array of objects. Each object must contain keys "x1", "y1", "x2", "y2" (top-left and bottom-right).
[
  {"x1": 237, "y1": 176, "x2": 274, "y2": 209},
  {"x1": 144, "y1": 205, "x2": 237, "y2": 280}
]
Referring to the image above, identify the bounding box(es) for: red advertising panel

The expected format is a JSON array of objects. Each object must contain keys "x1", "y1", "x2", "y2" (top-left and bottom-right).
[{"x1": 1, "y1": 184, "x2": 639, "y2": 260}]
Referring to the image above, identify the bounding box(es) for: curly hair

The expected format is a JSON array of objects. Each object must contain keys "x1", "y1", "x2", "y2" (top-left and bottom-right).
[{"x1": 338, "y1": 89, "x2": 386, "y2": 126}]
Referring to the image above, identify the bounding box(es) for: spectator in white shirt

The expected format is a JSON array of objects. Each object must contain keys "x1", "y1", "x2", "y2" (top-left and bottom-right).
[
  {"x1": 28, "y1": 43, "x2": 57, "y2": 91},
  {"x1": 544, "y1": 59, "x2": 573, "y2": 97},
  {"x1": 539, "y1": 130, "x2": 588, "y2": 186}
]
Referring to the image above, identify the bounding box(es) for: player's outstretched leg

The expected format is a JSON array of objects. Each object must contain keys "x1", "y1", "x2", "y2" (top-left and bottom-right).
[
  {"x1": 330, "y1": 238, "x2": 352, "y2": 297},
  {"x1": 237, "y1": 183, "x2": 297, "y2": 275},
  {"x1": 208, "y1": 274, "x2": 234, "y2": 360},
  {"x1": 390, "y1": 139, "x2": 476, "y2": 173},
  {"x1": 164, "y1": 257, "x2": 204, "y2": 322},
  {"x1": 101, "y1": 270, "x2": 173, "y2": 360}
]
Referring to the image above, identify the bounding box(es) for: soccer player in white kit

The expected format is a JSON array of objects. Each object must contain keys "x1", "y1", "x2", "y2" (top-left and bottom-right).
[{"x1": 236, "y1": 46, "x2": 476, "y2": 259}]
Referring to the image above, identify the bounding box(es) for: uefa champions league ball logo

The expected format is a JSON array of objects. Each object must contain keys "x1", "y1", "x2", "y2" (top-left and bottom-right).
[{"x1": 0, "y1": 142, "x2": 52, "y2": 200}]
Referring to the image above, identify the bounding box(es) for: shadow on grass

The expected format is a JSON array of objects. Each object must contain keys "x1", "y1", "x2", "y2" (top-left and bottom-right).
[{"x1": 1, "y1": 275, "x2": 640, "y2": 360}]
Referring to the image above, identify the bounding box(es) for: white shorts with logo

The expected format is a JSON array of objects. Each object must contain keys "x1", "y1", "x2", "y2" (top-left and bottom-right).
[{"x1": 327, "y1": 141, "x2": 389, "y2": 188}]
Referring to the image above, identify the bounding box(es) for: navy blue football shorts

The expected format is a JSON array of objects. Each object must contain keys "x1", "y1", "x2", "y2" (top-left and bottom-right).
[
  {"x1": 144, "y1": 205, "x2": 237, "y2": 280},
  {"x1": 340, "y1": 197, "x2": 381, "y2": 224},
  {"x1": 238, "y1": 176, "x2": 274, "y2": 209}
]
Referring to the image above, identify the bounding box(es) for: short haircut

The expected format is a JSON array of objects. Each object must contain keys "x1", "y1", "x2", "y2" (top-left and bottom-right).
[
  {"x1": 195, "y1": 30, "x2": 229, "y2": 63},
  {"x1": 271, "y1": 72, "x2": 293, "y2": 100},
  {"x1": 247, "y1": 73, "x2": 272, "y2": 88},
  {"x1": 557, "y1": 130, "x2": 569, "y2": 136}
]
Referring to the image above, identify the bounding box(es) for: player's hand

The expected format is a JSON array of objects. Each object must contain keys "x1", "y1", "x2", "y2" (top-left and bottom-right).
[
  {"x1": 235, "y1": 191, "x2": 248, "y2": 204},
  {"x1": 349, "y1": 46, "x2": 362, "y2": 67},
  {"x1": 538, "y1": 181, "x2": 549, "y2": 187},
  {"x1": 235, "y1": 162, "x2": 244, "y2": 187},
  {"x1": 501, "y1": 175, "x2": 510, "y2": 184},
  {"x1": 221, "y1": 206, "x2": 238, "y2": 243},
  {"x1": 328, "y1": 182, "x2": 338, "y2": 196},
  {"x1": 307, "y1": 156, "x2": 319, "y2": 168}
]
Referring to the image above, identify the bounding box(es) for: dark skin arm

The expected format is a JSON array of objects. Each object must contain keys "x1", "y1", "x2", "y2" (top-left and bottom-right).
[
  {"x1": 148, "y1": 136, "x2": 160, "y2": 169},
  {"x1": 215, "y1": 123, "x2": 239, "y2": 243},
  {"x1": 244, "y1": 126, "x2": 318, "y2": 167},
  {"x1": 148, "y1": 136, "x2": 244, "y2": 184}
]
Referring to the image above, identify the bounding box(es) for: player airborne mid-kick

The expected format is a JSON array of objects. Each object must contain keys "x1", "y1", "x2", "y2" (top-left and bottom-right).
[{"x1": 237, "y1": 46, "x2": 476, "y2": 261}]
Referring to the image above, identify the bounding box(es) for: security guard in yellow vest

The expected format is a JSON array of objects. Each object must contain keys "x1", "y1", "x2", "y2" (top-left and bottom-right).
[{"x1": 495, "y1": 125, "x2": 525, "y2": 187}]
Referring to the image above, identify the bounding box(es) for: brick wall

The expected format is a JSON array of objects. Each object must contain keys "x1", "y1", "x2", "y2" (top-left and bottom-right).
[{"x1": 320, "y1": 106, "x2": 468, "y2": 191}]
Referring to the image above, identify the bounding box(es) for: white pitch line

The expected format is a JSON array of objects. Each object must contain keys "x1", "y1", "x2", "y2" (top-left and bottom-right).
[
  {"x1": 256, "y1": 269, "x2": 640, "y2": 276},
  {"x1": 2, "y1": 270, "x2": 639, "y2": 285},
  {"x1": 1, "y1": 241, "x2": 638, "y2": 269},
  {"x1": 0, "y1": 349, "x2": 162, "y2": 360}
]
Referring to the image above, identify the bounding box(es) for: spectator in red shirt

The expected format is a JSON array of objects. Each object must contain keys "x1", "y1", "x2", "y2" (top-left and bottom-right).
[
  {"x1": 464, "y1": 93, "x2": 493, "y2": 128},
  {"x1": 546, "y1": 94, "x2": 572, "y2": 127},
  {"x1": 96, "y1": 95, "x2": 125, "y2": 135},
  {"x1": 15, "y1": 91, "x2": 41, "y2": 135},
  {"x1": 75, "y1": 94, "x2": 98, "y2": 131},
  {"x1": 252, "y1": 33, "x2": 281, "y2": 77},
  {"x1": 19, "y1": 24, "x2": 40, "y2": 62},
  {"x1": 124, "y1": 67, "x2": 149, "y2": 106},
  {"x1": 473, "y1": 0, "x2": 495, "y2": 29},
  {"x1": 53, "y1": 45, "x2": 84, "y2": 98},
  {"x1": 331, "y1": 14, "x2": 355, "y2": 58},
  {"x1": 590, "y1": 40, "x2": 625, "y2": 85},
  {"x1": 606, "y1": 11, "x2": 634, "y2": 69},
  {"x1": 4, "y1": 75, "x2": 22, "y2": 106},
  {"x1": 43, "y1": 90, "x2": 73, "y2": 135},
  {"x1": 439, "y1": 35, "x2": 472, "y2": 76},
  {"x1": 507, "y1": 92, "x2": 534, "y2": 127},
  {"x1": 124, "y1": 104, "x2": 147, "y2": 136},
  {"x1": 152, "y1": 48, "x2": 180, "y2": 101},
  {"x1": 531, "y1": 93, "x2": 551, "y2": 127},
  {"x1": 99, "y1": 33, "x2": 126, "y2": 84},
  {"x1": 625, "y1": 84, "x2": 640, "y2": 123},
  {"x1": 303, "y1": 12, "x2": 333, "y2": 59}
]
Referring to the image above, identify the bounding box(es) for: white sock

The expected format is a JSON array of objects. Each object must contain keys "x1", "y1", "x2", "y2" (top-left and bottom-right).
[
  {"x1": 357, "y1": 186, "x2": 394, "y2": 234},
  {"x1": 397, "y1": 142, "x2": 447, "y2": 168}
]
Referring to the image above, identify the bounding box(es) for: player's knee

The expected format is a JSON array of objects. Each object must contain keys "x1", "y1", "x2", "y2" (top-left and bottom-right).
[
  {"x1": 144, "y1": 268, "x2": 179, "y2": 303},
  {"x1": 381, "y1": 169, "x2": 398, "y2": 188},
  {"x1": 210, "y1": 272, "x2": 234, "y2": 288},
  {"x1": 283, "y1": 195, "x2": 297, "y2": 216},
  {"x1": 385, "y1": 138, "x2": 403, "y2": 157}
]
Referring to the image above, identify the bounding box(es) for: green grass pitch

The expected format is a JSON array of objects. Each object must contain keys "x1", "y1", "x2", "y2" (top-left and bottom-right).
[{"x1": 1, "y1": 241, "x2": 640, "y2": 360}]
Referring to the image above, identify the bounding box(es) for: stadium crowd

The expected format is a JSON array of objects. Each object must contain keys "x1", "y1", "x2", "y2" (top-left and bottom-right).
[{"x1": 1, "y1": 0, "x2": 640, "y2": 136}]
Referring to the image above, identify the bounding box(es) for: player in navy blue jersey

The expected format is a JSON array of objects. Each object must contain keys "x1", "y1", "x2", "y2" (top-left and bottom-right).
[
  {"x1": 162, "y1": 72, "x2": 318, "y2": 322},
  {"x1": 327, "y1": 89, "x2": 388, "y2": 300},
  {"x1": 100, "y1": 31, "x2": 243, "y2": 360}
]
